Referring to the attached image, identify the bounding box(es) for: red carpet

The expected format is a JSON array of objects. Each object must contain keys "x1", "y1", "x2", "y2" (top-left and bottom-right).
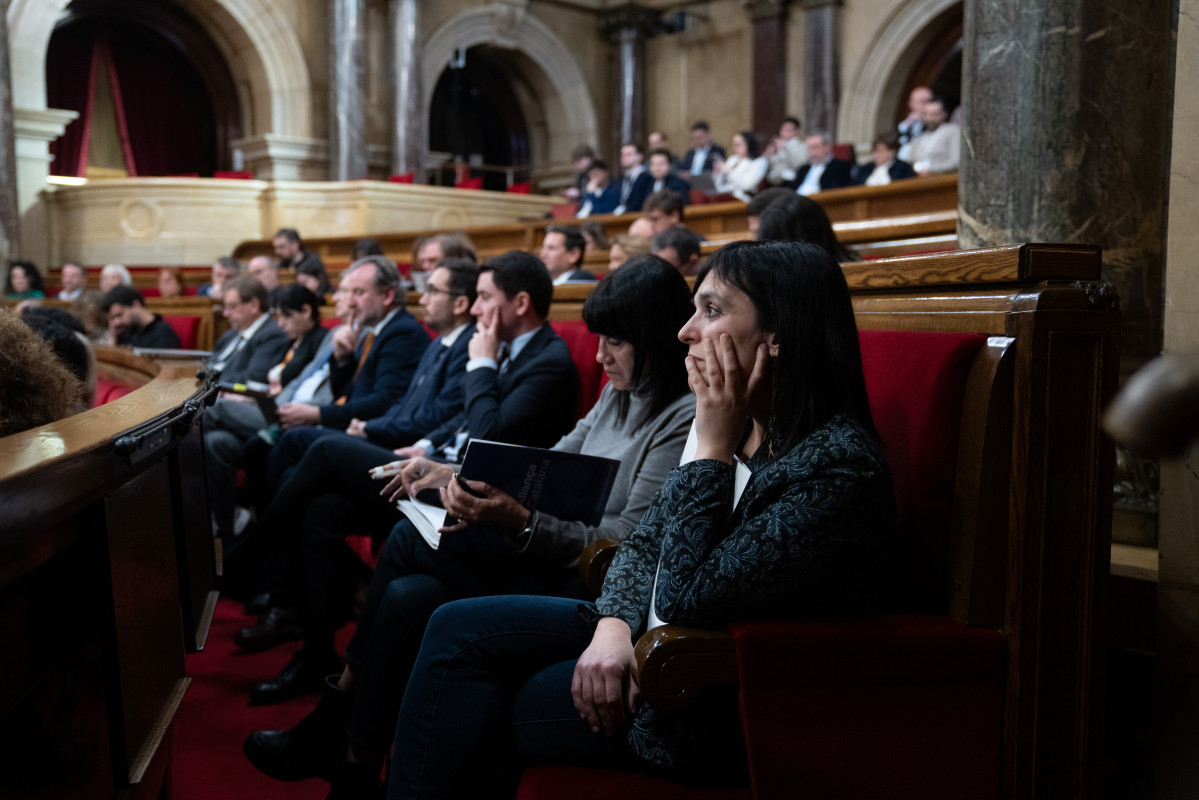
[{"x1": 172, "y1": 599, "x2": 357, "y2": 799}]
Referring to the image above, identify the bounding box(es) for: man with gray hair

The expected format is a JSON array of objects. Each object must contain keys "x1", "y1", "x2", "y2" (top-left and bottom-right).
[
  {"x1": 789, "y1": 132, "x2": 854, "y2": 195},
  {"x1": 273, "y1": 255, "x2": 429, "y2": 435}
]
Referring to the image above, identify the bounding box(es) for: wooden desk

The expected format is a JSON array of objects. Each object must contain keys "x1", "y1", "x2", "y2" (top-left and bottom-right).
[{"x1": 0, "y1": 349, "x2": 218, "y2": 798}]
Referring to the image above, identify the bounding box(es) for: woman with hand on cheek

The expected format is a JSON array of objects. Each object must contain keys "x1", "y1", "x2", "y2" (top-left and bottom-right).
[{"x1": 381, "y1": 240, "x2": 896, "y2": 799}]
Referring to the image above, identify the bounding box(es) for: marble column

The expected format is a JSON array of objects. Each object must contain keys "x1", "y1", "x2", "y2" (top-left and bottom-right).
[
  {"x1": 959, "y1": 0, "x2": 1173, "y2": 368},
  {"x1": 329, "y1": 0, "x2": 368, "y2": 181},
  {"x1": 801, "y1": 0, "x2": 841, "y2": 138},
  {"x1": 390, "y1": 0, "x2": 423, "y2": 181},
  {"x1": 0, "y1": 0, "x2": 21, "y2": 264},
  {"x1": 599, "y1": 5, "x2": 659, "y2": 151},
  {"x1": 1158, "y1": 0, "x2": 1199, "y2": 795},
  {"x1": 745, "y1": 0, "x2": 790, "y2": 145}
]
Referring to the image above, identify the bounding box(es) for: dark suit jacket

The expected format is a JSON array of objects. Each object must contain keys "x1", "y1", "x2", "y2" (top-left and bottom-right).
[
  {"x1": 318, "y1": 308, "x2": 430, "y2": 429},
  {"x1": 579, "y1": 182, "x2": 621, "y2": 216},
  {"x1": 211, "y1": 315, "x2": 291, "y2": 384},
  {"x1": 623, "y1": 172, "x2": 656, "y2": 213},
  {"x1": 278, "y1": 325, "x2": 330, "y2": 387},
  {"x1": 426, "y1": 323, "x2": 579, "y2": 451},
  {"x1": 362, "y1": 323, "x2": 474, "y2": 448},
  {"x1": 788, "y1": 159, "x2": 855, "y2": 193},
  {"x1": 680, "y1": 145, "x2": 726, "y2": 174},
  {"x1": 560, "y1": 268, "x2": 597, "y2": 282},
  {"x1": 851, "y1": 159, "x2": 917, "y2": 186},
  {"x1": 635, "y1": 174, "x2": 692, "y2": 208}
]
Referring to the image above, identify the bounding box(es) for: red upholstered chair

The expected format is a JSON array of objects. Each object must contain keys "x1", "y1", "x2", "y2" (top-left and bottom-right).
[
  {"x1": 832, "y1": 143, "x2": 856, "y2": 163},
  {"x1": 213, "y1": 170, "x2": 254, "y2": 179},
  {"x1": 519, "y1": 330, "x2": 1007, "y2": 800},
  {"x1": 163, "y1": 315, "x2": 202, "y2": 349},
  {"x1": 549, "y1": 320, "x2": 603, "y2": 420},
  {"x1": 93, "y1": 378, "x2": 138, "y2": 406},
  {"x1": 388, "y1": 173, "x2": 415, "y2": 183},
  {"x1": 689, "y1": 189, "x2": 708, "y2": 205},
  {"x1": 507, "y1": 182, "x2": 532, "y2": 194},
  {"x1": 321, "y1": 316, "x2": 342, "y2": 330},
  {"x1": 550, "y1": 202, "x2": 579, "y2": 218},
  {"x1": 455, "y1": 177, "x2": 484, "y2": 190}
]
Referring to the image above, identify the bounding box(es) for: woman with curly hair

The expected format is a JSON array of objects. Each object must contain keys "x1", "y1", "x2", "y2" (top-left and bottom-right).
[{"x1": 0, "y1": 310, "x2": 85, "y2": 436}]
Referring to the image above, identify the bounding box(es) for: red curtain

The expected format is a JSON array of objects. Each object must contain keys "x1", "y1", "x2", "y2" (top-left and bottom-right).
[{"x1": 47, "y1": 20, "x2": 218, "y2": 177}]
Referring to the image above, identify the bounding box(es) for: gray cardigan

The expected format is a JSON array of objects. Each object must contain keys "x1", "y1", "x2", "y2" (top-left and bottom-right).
[{"x1": 517, "y1": 384, "x2": 695, "y2": 568}]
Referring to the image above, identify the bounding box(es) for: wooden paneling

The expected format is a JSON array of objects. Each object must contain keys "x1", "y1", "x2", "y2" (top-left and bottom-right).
[{"x1": 0, "y1": 351, "x2": 218, "y2": 798}]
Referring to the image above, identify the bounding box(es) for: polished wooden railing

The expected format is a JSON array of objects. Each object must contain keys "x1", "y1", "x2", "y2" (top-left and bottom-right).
[{"x1": 0, "y1": 348, "x2": 218, "y2": 798}]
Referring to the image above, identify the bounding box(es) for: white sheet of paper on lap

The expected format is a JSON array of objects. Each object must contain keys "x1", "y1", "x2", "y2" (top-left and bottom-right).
[{"x1": 396, "y1": 497, "x2": 447, "y2": 550}]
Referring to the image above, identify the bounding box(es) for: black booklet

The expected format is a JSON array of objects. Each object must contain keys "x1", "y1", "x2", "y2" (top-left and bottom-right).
[{"x1": 396, "y1": 439, "x2": 621, "y2": 552}]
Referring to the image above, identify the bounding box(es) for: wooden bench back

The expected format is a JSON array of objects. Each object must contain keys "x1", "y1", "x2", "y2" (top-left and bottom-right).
[{"x1": 0, "y1": 349, "x2": 217, "y2": 797}]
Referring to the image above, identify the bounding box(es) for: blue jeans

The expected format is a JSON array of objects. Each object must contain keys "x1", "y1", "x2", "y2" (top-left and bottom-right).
[
  {"x1": 344, "y1": 522, "x2": 586, "y2": 760},
  {"x1": 386, "y1": 595, "x2": 642, "y2": 799}
]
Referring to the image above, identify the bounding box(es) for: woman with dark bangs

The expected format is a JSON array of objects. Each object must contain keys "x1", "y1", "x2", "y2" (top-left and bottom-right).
[
  {"x1": 245, "y1": 255, "x2": 697, "y2": 795},
  {"x1": 382, "y1": 240, "x2": 894, "y2": 798}
]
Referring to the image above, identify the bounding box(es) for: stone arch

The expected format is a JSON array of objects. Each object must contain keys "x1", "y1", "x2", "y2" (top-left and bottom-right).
[
  {"x1": 423, "y1": 6, "x2": 599, "y2": 185},
  {"x1": 7, "y1": 0, "x2": 312, "y2": 138},
  {"x1": 839, "y1": 0, "x2": 962, "y2": 145}
]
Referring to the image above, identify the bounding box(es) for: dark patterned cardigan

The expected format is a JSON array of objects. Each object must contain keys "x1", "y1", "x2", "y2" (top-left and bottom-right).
[{"x1": 588, "y1": 414, "x2": 895, "y2": 773}]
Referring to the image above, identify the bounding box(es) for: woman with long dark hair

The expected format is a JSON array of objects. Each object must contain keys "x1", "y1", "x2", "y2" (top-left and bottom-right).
[
  {"x1": 244, "y1": 255, "x2": 698, "y2": 795},
  {"x1": 380, "y1": 240, "x2": 894, "y2": 798}
]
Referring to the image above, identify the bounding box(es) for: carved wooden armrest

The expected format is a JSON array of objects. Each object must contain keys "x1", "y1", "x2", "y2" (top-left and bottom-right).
[
  {"x1": 578, "y1": 537, "x2": 620, "y2": 595},
  {"x1": 634, "y1": 625, "x2": 738, "y2": 711}
]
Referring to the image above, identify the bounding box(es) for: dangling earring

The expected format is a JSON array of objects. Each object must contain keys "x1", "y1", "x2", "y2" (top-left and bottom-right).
[{"x1": 766, "y1": 355, "x2": 779, "y2": 458}]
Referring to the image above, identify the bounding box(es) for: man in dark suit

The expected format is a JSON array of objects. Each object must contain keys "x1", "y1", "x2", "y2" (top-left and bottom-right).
[
  {"x1": 789, "y1": 133, "x2": 855, "y2": 195},
  {"x1": 628, "y1": 148, "x2": 690, "y2": 211},
  {"x1": 273, "y1": 226, "x2": 326, "y2": 274},
  {"x1": 211, "y1": 276, "x2": 292, "y2": 383},
  {"x1": 232, "y1": 260, "x2": 482, "y2": 700},
  {"x1": 206, "y1": 276, "x2": 292, "y2": 541},
  {"x1": 613, "y1": 142, "x2": 648, "y2": 215},
  {"x1": 539, "y1": 225, "x2": 595, "y2": 284},
  {"x1": 852, "y1": 137, "x2": 918, "y2": 186},
  {"x1": 269, "y1": 255, "x2": 429, "y2": 450},
  {"x1": 679, "y1": 120, "x2": 726, "y2": 176}
]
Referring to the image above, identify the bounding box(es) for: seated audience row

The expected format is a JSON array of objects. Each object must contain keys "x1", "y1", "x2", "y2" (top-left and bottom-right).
[{"x1": 244, "y1": 256, "x2": 699, "y2": 797}]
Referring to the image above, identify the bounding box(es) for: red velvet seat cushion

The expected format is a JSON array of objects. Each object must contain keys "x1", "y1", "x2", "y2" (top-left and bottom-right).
[
  {"x1": 549, "y1": 320, "x2": 603, "y2": 420},
  {"x1": 550, "y1": 202, "x2": 579, "y2": 218},
  {"x1": 455, "y1": 177, "x2": 484, "y2": 190},
  {"x1": 94, "y1": 378, "x2": 137, "y2": 405},
  {"x1": 507, "y1": 181, "x2": 532, "y2": 194},
  {"x1": 732, "y1": 617, "x2": 1003, "y2": 800},
  {"x1": 321, "y1": 316, "x2": 342, "y2": 330},
  {"x1": 857, "y1": 329, "x2": 986, "y2": 610},
  {"x1": 388, "y1": 173, "x2": 415, "y2": 183},
  {"x1": 518, "y1": 766, "x2": 749, "y2": 800},
  {"x1": 213, "y1": 170, "x2": 254, "y2": 180},
  {"x1": 164, "y1": 315, "x2": 201, "y2": 349}
]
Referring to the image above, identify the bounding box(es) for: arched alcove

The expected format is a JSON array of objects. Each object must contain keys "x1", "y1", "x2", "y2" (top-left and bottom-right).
[
  {"x1": 839, "y1": 0, "x2": 964, "y2": 144},
  {"x1": 423, "y1": 6, "x2": 598, "y2": 186},
  {"x1": 47, "y1": 0, "x2": 241, "y2": 175},
  {"x1": 8, "y1": 0, "x2": 313, "y2": 139},
  {"x1": 429, "y1": 47, "x2": 532, "y2": 190}
]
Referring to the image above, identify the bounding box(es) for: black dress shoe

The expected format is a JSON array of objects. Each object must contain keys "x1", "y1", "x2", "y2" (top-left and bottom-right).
[
  {"x1": 233, "y1": 606, "x2": 303, "y2": 653},
  {"x1": 244, "y1": 677, "x2": 352, "y2": 780},
  {"x1": 249, "y1": 649, "x2": 341, "y2": 706},
  {"x1": 243, "y1": 592, "x2": 273, "y2": 616}
]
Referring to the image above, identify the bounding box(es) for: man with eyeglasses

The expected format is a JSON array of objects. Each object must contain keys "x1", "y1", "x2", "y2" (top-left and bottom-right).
[{"x1": 230, "y1": 259, "x2": 482, "y2": 701}]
